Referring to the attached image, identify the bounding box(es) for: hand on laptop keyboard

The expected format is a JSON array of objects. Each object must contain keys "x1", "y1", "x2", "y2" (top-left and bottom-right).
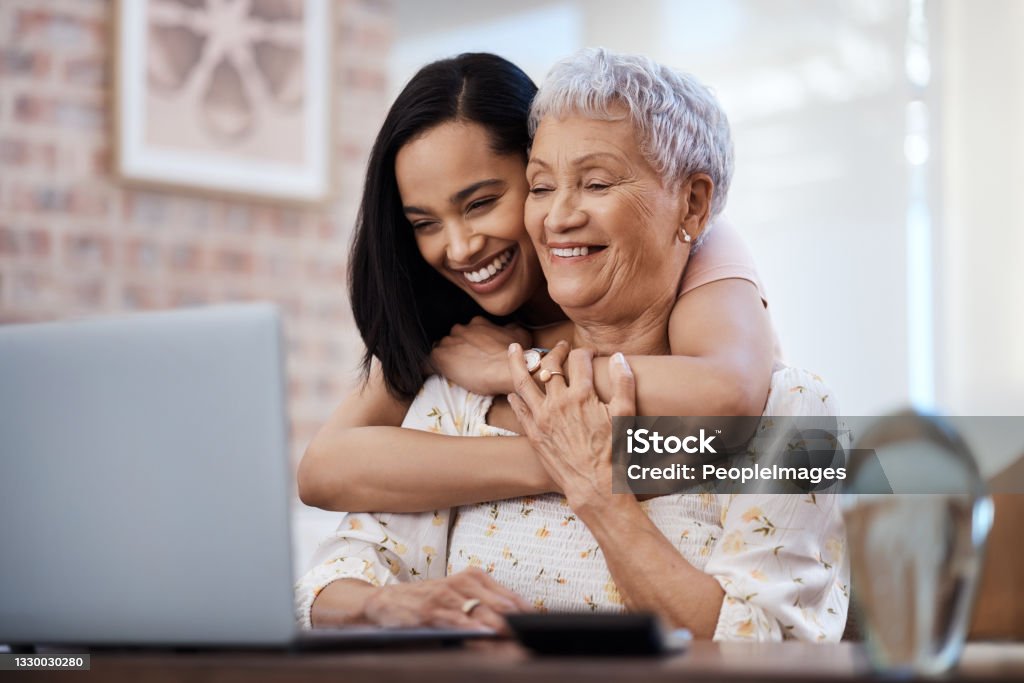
[{"x1": 362, "y1": 568, "x2": 533, "y2": 634}]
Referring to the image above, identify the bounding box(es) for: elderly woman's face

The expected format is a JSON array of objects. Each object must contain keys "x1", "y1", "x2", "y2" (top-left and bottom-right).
[{"x1": 525, "y1": 113, "x2": 688, "y2": 318}]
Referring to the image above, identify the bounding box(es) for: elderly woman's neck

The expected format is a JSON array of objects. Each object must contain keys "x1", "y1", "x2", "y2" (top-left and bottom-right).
[{"x1": 568, "y1": 304, "x2": 673, "y2": 356}]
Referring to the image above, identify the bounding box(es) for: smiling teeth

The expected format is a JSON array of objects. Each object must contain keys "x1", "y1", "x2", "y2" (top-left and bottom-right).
[
  {"x1": 552, "y1": 246, "x2": 590, "y2": 258},
  {"x1": 464, "y1": 248, "x2": 513, "y2": 283}
]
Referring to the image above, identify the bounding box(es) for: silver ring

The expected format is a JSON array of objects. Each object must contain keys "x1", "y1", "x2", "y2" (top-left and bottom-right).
[
  {"x1": 537, "y1": 369, "x2": 565, "y2": 383},
  {"x1": 461, "y1": 598, "x2": 482, "y2": 615}
]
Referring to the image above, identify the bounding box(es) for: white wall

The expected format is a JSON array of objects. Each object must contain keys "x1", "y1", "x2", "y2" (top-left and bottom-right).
[
  {"x1": 938, "y1": 0, "x2": 1024, "y2": 417},
  {"x1": 936, "y1": 0, "x2": 1024, "y2": 474}
]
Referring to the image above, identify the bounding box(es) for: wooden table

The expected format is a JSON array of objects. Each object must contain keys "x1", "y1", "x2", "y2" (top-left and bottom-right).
[{"x1": 18, "y1": 641, "x2": 1024, "y2": 682}]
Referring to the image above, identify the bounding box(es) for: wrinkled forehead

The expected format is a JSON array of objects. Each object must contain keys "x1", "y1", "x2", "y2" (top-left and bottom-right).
[
  {"x1": 528, "y1": 102, "x2": 638, "y2": 157},
  {"x1": 529, "y1": 99, "x2": 631, "y2": 142},
  {"x1": 529, "y1": 114, "x2": 634, "y2": 157},
  {"x1": 527, "y1": 110, "x2": 667, "y2": 187}
]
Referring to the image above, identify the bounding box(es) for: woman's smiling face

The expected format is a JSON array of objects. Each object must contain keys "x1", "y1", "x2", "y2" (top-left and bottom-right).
[
  {"x1": 395, "y1": 121, "x2": 545, "y2": 317},
  {"x1": 524, "y1": 112, "x2": 690, "y2": 323}
]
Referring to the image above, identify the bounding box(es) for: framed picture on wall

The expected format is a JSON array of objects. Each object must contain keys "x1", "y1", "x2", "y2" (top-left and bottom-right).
[{"x1": 115, "y1": 0, "x2": 332, "y2": 203}]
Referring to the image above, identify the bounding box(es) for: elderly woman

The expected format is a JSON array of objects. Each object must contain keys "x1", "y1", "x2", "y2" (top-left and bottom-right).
[{"x1": 297, "y1": 49, "x2": 847, "y2": 641}]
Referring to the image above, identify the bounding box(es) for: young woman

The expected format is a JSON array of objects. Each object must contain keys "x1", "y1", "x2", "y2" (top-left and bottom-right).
[{"x1": 297, "y1": 52, "x2": 775, "y2": 514}]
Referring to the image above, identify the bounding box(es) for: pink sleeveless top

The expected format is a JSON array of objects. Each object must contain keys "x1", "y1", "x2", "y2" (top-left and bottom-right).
[
  {"x1": 680, "y1": 219, "x2": 783, "y2": 360},
  {"x1": 681, "y1": 219, "x2": 765, "y2": 302}
]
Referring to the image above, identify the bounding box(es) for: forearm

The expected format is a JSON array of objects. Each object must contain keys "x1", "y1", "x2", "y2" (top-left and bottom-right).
[
  {"x1": 576, "y1": 496, "x2": 725, "y2": 638},
  {"x1": 300, "y1": 428, "x2": 555, "y2": 512},
  {"x1": 310, "y1": 579, "x2": 378, "y2": 628},
  {"x1": 592, "y1": 354, "x2": 766, "y2": 417},
  {"x1": 591, "y1": 278, "x2": 774, "y2": 418}
]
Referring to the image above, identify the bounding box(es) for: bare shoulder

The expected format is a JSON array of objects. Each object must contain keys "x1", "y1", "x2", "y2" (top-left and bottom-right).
[{"x1": 669, "y1": 278, "x2": 768, "y2": 356}]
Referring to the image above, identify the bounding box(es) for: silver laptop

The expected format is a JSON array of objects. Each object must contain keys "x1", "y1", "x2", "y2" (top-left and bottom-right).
[{"x1": 0, "y1": 304, "x2": 482, "y2": 649}]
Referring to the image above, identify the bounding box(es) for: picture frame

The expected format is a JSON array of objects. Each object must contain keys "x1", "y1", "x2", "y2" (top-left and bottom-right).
[{"x1": 114, "y1": 0, "x2": 332, "y2": 204}]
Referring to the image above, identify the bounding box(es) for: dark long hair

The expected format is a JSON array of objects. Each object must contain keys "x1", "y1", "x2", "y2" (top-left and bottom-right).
[{"x1": 349, "y1": 53, "x2": 538, "y2": 399}]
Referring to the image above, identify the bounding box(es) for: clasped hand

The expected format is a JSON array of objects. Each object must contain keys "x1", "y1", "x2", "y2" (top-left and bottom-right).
[
  {"x1": 430, "y1": 316, "x2": 531, "y2": 395},
  {"x1": 506, "y1": 343, "x2": 636, "y2": 512}
]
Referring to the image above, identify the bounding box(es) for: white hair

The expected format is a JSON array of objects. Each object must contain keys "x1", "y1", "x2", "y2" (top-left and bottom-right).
[{"x1": 529, "y1": 48, "x2": 734, "y2": 248}]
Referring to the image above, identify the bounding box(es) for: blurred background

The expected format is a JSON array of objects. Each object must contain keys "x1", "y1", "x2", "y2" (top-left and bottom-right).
[{"x1": 1, "y1": 0, "x2": 1022, "y2": 567}]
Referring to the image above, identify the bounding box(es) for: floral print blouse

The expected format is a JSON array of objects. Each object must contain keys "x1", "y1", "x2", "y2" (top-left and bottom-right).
[{"x1": 295, "y1": 367, "x2": 850, "y2": 641}]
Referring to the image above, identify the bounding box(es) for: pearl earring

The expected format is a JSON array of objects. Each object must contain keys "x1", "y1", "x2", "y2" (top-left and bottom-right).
[{"x1": 680, "y1": 229, "x2": 692, "y2": 244}]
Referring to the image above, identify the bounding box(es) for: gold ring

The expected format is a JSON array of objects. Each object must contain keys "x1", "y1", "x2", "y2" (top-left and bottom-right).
[
  {"x1": 537, "y1": 369, "x2": 565, "y2": 383},
  {"x1": 461, "y1": 598, "x2": 482, "y2": 615}
]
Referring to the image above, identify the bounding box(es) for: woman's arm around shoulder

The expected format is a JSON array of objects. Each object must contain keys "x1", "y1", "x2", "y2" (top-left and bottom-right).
[
  {"x1": 592, "y1": 277, "x2": 774, "y2": 417},
  {"x1": 297, "y1": 361, "x2": 409, "y2": 509},
  {"x1": 297, "y1": 361, "x2": 553, "y2": 513}
]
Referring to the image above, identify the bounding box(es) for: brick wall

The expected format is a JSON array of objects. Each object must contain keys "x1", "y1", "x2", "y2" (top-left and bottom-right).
[{"x1": 0, "y1": 0, "x2": 393, "y2": 466}]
